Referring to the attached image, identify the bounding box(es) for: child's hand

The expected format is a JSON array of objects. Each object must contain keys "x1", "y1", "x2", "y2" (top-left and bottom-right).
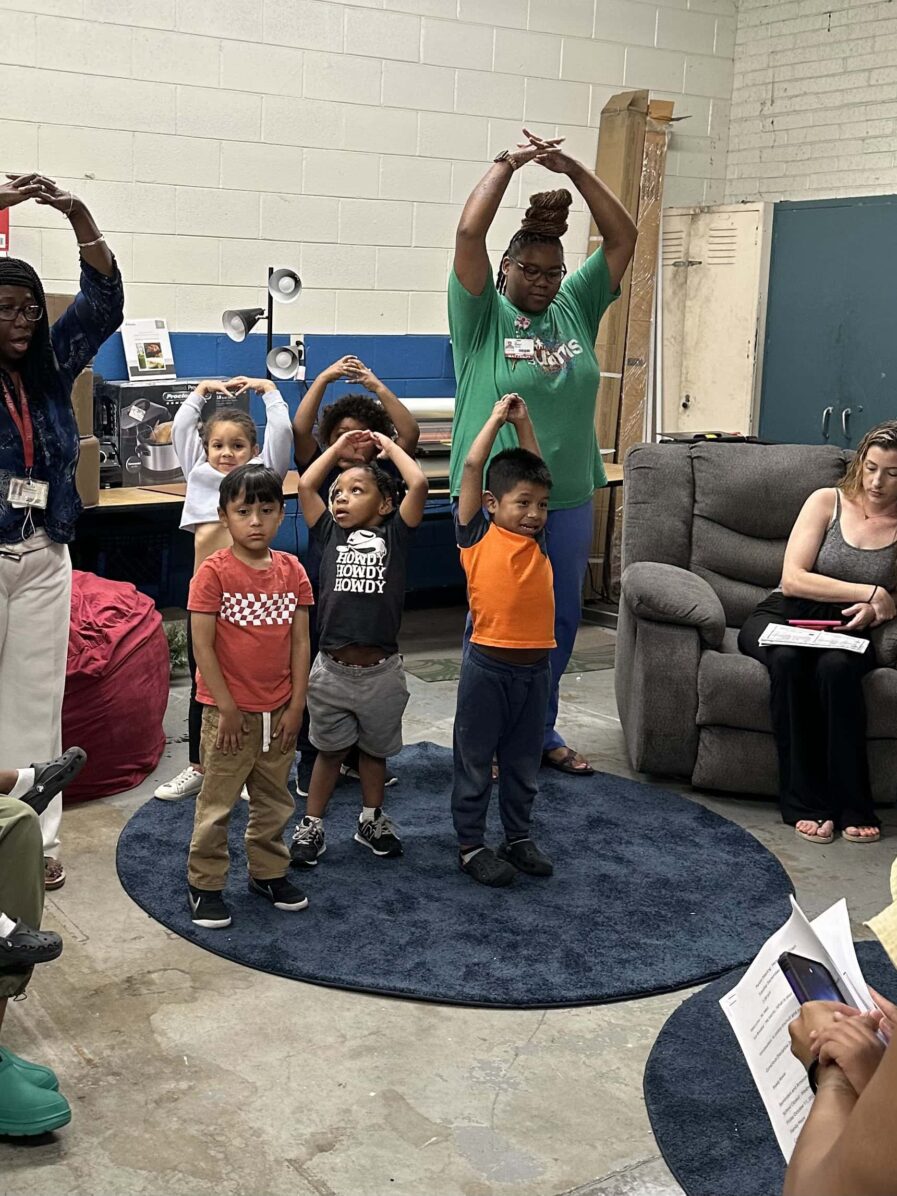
[
  {"x1": 491, "y1": 395, "x2": 514, "y2": 424},
  {"x1": 216, "y1": 707, "x2": 249, "y2": 755},
  {"x1": 322, "y1": 355, "x2": 357, "y2": 383},
  {"x1": 368, "y1": 430, "x2": 395, "y2": 459},
  {"x1": 275, "y1": 705, "x2": 303, "y2": 753},
  {"x1": 332, "y1": 428, "x2": 375, "y2": 456},
  {"x1": 226, "y1": 376, "x2": 277, "y2": 395},
  {"x1": 194, "y1": 379, "x2": 228, "y2": 398},
  {"x1": 505, "y1": 394, "x2": 530, "y2": 425},
  {"x1": 343, "y1": 357, "x2": 381, "y2": 391}
]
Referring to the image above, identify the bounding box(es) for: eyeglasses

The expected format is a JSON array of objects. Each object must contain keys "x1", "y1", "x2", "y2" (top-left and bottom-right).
[
  {"x1": 508, "y1": 256, "x2": 567, "y2": 285},
  {"x1": 0, "y1": 303, "x2": 43, "y2": 323}
]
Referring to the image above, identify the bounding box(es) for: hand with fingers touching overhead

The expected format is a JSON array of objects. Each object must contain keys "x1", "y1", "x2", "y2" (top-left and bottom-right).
[{"x1": 3, "y1": 170, "x2": 114, "y2": 274}]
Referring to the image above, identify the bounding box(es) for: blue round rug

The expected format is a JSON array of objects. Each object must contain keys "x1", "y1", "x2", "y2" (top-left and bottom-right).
[
  {"x1": 117, "y1": 741, "x2": 794, "y2": 1007},
  {"x1": 644, "y1": 940, "x2": 895, "y2": 1196}
]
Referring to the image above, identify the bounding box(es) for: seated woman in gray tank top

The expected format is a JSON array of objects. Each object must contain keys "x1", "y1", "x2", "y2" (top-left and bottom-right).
[{"x1": 739, "y1": 421, "x2": 897, "y2": 845}]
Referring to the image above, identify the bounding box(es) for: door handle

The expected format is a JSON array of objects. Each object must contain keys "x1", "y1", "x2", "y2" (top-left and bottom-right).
[
  {"x1": 842, "y1": 407, "x2": 852, "y2": 439},
  {"x1": 821, "y1": 406, "x2": 832, "y2": 439}
]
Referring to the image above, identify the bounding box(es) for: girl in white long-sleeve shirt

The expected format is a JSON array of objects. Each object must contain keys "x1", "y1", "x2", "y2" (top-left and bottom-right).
[{"x1": 154, "y1": 375, "x2": 294, "y2": 801}]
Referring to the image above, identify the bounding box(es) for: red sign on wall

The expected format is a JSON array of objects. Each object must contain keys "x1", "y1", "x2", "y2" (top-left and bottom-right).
[{"x1": 0, "y1": 210, "x2": 8, "y2": 255}]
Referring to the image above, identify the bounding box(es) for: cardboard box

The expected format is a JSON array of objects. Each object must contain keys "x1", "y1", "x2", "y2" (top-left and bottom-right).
[
  {"x1": 44, "y1": 292, "x2": 75, "y2": 326},
  {"x1": 71, "y1": 368, "x2": 93, "y2": 438},
  {"x1": 75, "y1": 435, "x2": 100, "y2": 509}
]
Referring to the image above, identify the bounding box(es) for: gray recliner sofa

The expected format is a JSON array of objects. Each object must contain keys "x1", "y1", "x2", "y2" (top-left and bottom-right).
[{"x1": 615, "y1": 441, "x2": 897, "y2": 803}]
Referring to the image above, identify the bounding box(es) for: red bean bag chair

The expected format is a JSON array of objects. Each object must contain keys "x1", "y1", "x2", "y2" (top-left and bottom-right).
[{"x1": 61, "y1": 571, "x2": 169, "y2": 803}]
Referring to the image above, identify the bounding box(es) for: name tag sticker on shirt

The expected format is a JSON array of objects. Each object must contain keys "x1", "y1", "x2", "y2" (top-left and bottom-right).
[
  {"x1": 8, "y1": 476, "x2": 49, "y2": 509},
  {"x1": 504, "y1": 338, "x2": 535, "y2": 360}
]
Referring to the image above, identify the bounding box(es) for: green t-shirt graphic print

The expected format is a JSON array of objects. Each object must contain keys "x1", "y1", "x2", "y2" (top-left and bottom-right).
[{"x1": 447, "y1": 246, "x2": 619, "y2": 510}]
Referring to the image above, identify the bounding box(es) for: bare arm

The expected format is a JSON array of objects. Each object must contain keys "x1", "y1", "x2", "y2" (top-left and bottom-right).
[
  {"x1": 453, "y1": 134, "x2": 559, "y2": 296},
  {"x1": 458, "y1": 397, "x2": 513, "y2": 525},
  {"x1": 190, "y1": 613, "x2": 237, "y2": 716},
  {"x1": 293, "y1": 362, "x2": 339, "y2": 468},
  {"x1": 505, "y1": 396, "x2": 541, "y2": 457},
  {"x1": 782, "y1": 489, "x2": 888, "y2": 605},
  {"x1": 274, "y1": 606, "x2": 310, "y2": 752},
  {"x1": 348, "y1": 360, "x2": 420, "y2": 456},
  {"x1": 521, "y1": 130, "x2": 637, "y2": 293},
  {"x1": 296, "y1": 428, "x2": 369, "y2": 529},
  {"x1": 370, "y1": 433, "x2": 429, "y2": 529}
]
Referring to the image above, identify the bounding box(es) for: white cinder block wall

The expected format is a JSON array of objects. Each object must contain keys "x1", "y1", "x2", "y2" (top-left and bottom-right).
[
  {"x1": 726, "y1": 0, "x2": 897, "y2": 201},
  {"x1": 1, "y1": 0, "x2": 735, "y2": 334}
]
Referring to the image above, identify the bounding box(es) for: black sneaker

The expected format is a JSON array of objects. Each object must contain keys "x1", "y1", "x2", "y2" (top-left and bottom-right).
[
  {"x1": 459, "y1": 846, "x2": 516, "y2": 888},
  {"x1": 0, "y1": 919, "x2": 63, "y2": 968},
  {"x1": 354, "y1": 808, "x2": 403, "y2": 857},
  {"x1": 248, "y1": 875, "x2": 309, "y2": 911},
  {"x1": 187, "y1": 886, "x2": 232, "y2": 929},
  {"x1": 497, "y1": 838, "x2": 554, "y2": 877},
  {"x1": 18, "y1": 748, "x2": 87, "y2": 816},
  {"x1": 290, "y1": 816, "x2": 326, "y2": 867},
  {"x1": 340, "y1": 762, "x2": 398, "y2": 787}
]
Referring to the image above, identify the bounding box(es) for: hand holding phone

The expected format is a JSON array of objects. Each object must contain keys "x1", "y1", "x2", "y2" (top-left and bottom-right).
[{"x1": 779, "y1": 951, "x2": 856, "y2": 1007}]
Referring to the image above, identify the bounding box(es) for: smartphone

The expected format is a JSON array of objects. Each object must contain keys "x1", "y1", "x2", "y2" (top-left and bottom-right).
[
  {"x1": 778, "y1": 952, "x2": 856, "y2": 1006},
  {"x1": 788, "y1": 620, "x2": 846, "y2": 630}
]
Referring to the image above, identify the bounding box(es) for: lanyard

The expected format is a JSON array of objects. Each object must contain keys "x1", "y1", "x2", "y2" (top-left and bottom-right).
[{"x1": 1, "y1": 374, "x2": 34, "y2": 472}]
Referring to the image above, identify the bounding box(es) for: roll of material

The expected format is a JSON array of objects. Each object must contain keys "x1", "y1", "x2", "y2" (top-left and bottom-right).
[{"x1": 403, "y1": 397, "x2": 455, "y2": 420}]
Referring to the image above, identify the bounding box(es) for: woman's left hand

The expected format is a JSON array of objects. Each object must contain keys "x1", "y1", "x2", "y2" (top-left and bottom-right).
[
  {"x1": 841, "y1": 602, "x2": 877, "y2": 631},
  {"x1": 789, "y1": 1000, "x2": 860, "y2": 1067},
  {"x1": 519, "y1": 128, "x2": 580, "y2": 175},
  {"x1": 8, "y1": 173, "x2": 81, "y2": 216}
]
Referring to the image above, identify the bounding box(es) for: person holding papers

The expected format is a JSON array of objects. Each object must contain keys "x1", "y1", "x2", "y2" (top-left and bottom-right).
[{"x1": 738, "y1": 422, "x2": 897, "y2": 845}]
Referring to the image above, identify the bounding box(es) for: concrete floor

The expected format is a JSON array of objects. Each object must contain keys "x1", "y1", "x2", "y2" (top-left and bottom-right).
[{"x1": 4, "y1": 604, "x2": 896, "y2": 1196}]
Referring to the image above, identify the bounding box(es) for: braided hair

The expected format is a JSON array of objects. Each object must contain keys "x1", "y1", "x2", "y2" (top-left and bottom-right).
[
  {"x1": 0, "y1": 257, "x2": 60, "y2": 397},
  {"x1": 496, "y1": 189, "x2": 572, "y2": 295}
]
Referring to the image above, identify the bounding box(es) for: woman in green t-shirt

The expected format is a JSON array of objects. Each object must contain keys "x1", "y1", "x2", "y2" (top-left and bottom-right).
[{"x1": 449, "y1": 128, "x2": 637, "y2": 776}]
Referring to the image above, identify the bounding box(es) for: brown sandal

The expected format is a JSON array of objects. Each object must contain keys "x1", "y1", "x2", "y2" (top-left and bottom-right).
[{"x1": 541, "y1": 748, "x2": 595, "y2": 777}]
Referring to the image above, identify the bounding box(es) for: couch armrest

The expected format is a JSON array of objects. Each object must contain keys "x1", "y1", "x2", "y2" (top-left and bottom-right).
[
  {"x1": 620, "y1": 562, "x2": 726, "y2": 650},
  {"x1": 870, "y1": 620, "x2": 897, "y2": 667}
]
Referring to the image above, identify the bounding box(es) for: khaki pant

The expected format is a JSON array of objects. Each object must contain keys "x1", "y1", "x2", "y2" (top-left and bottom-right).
[
  {"x1": 0, "y1": 532, "x2": 72, "y2": 853},
  {"x1": 0, "y1": 796, "x2": 45, "y2": 999},
  {"x1": 187, "y1": 705, "x2": 295, "y2": 891}
]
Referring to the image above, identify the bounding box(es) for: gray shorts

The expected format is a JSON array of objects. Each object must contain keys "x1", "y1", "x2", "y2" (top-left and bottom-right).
[{"x1": 307, "y1": 651, "x2": 410, "y2": 759}]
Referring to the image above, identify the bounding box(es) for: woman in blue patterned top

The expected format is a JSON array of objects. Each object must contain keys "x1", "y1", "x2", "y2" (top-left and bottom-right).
[{"x1": 0, "y1": 172, "x2": 124, "y2": 890}]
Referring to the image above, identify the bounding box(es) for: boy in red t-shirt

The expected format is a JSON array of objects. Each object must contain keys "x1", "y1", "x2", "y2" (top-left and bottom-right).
[{"x1": 186, "y1": 464, "x2": 314, "y2": 929}]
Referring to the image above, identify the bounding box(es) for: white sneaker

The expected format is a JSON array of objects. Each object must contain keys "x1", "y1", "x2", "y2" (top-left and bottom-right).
[{"x1": 154, "y1": 766, "x2": 204, "y2": 801}]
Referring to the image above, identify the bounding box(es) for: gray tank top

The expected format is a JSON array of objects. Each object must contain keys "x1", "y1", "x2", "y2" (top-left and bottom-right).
[{"x1": 812, "y1": 489, "x2": 897, "y2": 587}]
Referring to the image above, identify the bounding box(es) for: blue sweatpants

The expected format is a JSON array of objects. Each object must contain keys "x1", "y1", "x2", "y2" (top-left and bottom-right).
[
  {"x1": 460, "y1": 498, "x2": 593, "y2": 754},
  {"x1": 451, "y1": 646, "x2": 551, "y2": 847}
]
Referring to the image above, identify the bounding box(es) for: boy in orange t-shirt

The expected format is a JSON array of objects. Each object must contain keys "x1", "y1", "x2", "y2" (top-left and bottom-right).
[
  {"x1": 453, "y1": 395, "x2": 556, "y2": 887},
  {"x1": 186, "y1": 464, "x2": 314, "y2": 930}
]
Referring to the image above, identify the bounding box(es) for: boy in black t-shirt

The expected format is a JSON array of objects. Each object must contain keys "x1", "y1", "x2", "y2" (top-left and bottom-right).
[{"x1": 290, "y1": 429, "x2": 428, "y2": 865}]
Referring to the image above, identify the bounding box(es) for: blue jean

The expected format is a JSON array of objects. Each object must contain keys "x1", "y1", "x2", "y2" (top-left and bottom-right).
[
  {"x1": 460, "y1": 499, "x2": 594, "y2": 754},
  {"x1": 451, "y1": 645, "x2": 551, "y2": 847}
]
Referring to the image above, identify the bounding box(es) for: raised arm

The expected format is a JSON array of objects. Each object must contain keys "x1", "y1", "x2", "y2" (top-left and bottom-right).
[
  {"x1": 345, "y1": 358, "x2": 420, "y2": 456},
  {"x1": 458, "y1": 396, "x2": 513, "y2": 525},
  {"x1": 227, "y1": 376, "x2": 292, "y2": 479},
  {"x1": 369, "y1": 433, "x2": 429, "y2": 528},
  {"x1": 296, "y1": 429, "x2": 369, "y2": 529},
  {"x1": 2, "y1": 173, "x2": 117, "y2": 277},
  {"x1": 521, "y1": 130, "x2": 637, "y2": 293},
  {"x1": 453, "y1": 134, "x2": 559, "y2": 296},
  {"x1": 504, "y1": 395, "x2": 541, "y2": 458},
  {"x1": 292, "y1": 357, "x2": 350, "y2": 467},
  {"x1": 172, "y1": 380, "x2": 221, "y2": 477}
]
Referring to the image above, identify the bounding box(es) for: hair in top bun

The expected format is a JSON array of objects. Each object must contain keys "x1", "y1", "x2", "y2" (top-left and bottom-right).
[{"x1": 496, "y1": 189, "x2": 572, "y2": 295}]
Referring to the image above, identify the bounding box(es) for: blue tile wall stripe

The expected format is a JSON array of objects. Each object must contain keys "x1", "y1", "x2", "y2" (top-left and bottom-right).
[{"x1": 93, "y1": 333, "x2": 457, "y2": 403}]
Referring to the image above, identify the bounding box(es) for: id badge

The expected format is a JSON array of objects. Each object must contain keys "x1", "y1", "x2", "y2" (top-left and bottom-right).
[
  {"x1": 504, "y1": 337, "x2": 535, "y2": 361},
  {"x1": 8, "y1": 476, "x2": 49, "y2": 509}
]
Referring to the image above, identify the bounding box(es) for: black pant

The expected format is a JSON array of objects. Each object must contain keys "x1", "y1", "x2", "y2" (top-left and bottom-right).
[
  {"x1": 738, "y1": 594, "x2": 879, "y2": 829},
  {"x1": 451, "y1": 646, "x2": 551, "y2": 847},
  {"x1": 186, "y1": 613, "x2": 203, "y2": 767}
]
